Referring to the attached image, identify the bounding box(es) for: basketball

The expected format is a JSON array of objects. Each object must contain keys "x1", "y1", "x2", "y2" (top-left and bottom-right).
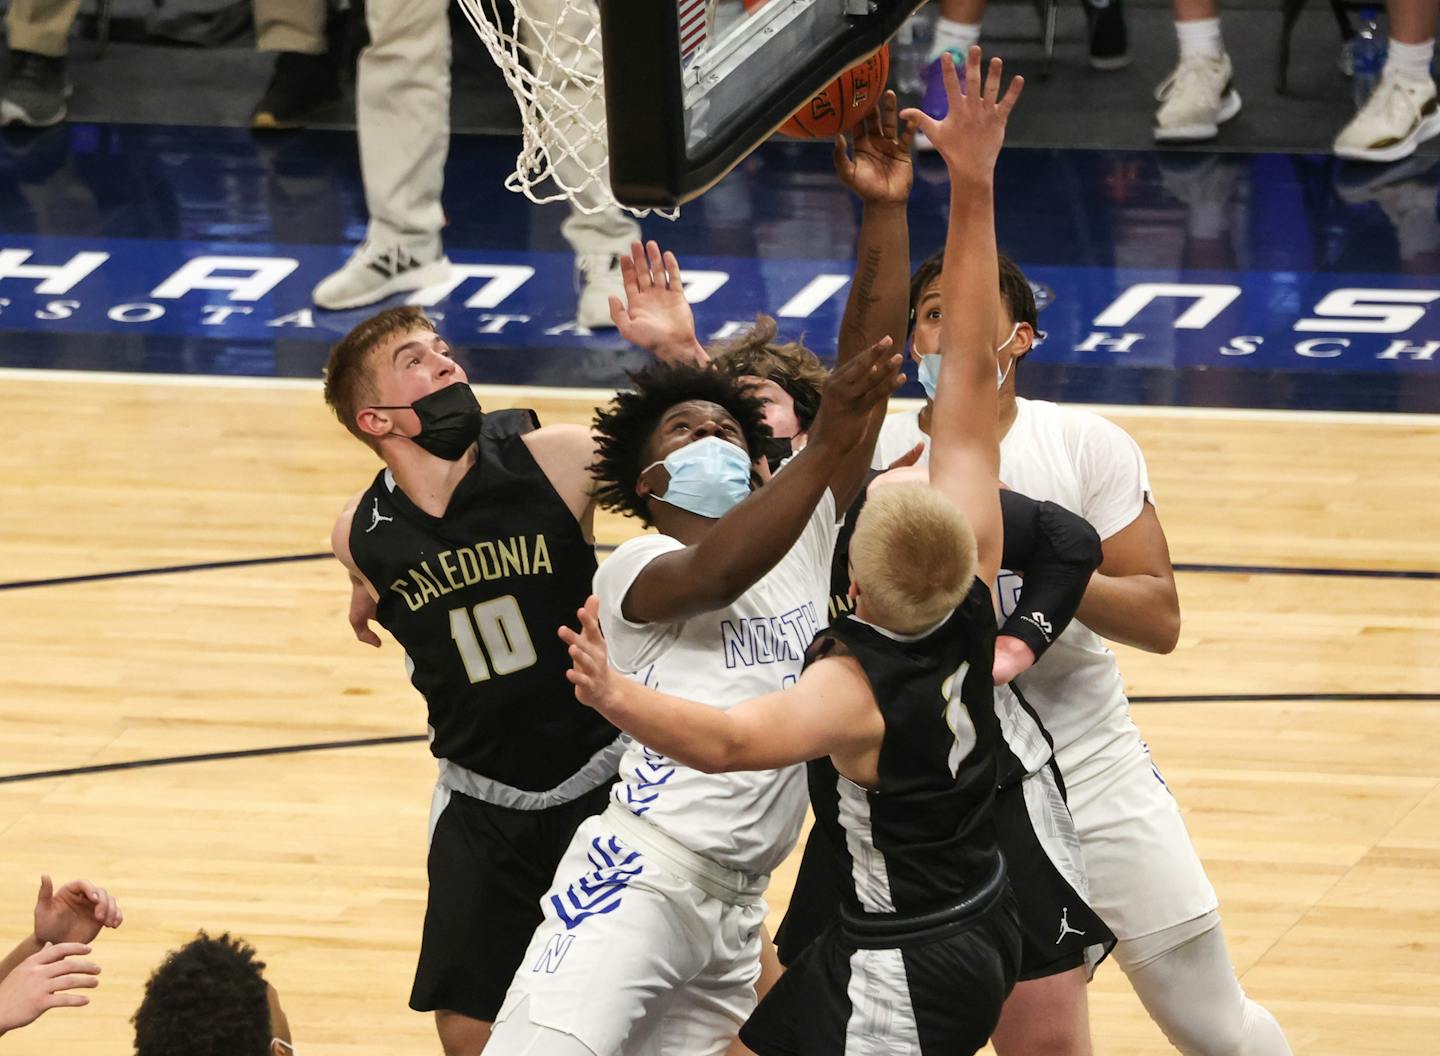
[{"x1": 778, "y1": 45, "x2": 890, "y2": 139}]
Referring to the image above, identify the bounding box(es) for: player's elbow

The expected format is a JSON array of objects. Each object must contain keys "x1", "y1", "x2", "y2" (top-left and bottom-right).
[{"x1": 1152, "y1": 604, "x2": 1181, "y2": 654}]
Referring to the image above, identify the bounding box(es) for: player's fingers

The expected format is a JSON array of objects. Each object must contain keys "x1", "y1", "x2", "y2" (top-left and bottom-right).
[
  {"x1": 897, "y1": 108, "x2": 936, "y2": 143},
  {"x1": 831, "y1": 132, "x2": 851, "y2": 177},
  {"x1": 619, "y1": 253, "x2": 640, "y2": 298},
  {"x1": 979, "y1": 56, "x2": 1002, "y2": 103},
  {"x1": 878, "y1": 89, "x2": 898, "y2": 140},
  {"x1": 663, "y1": 251, "x2": 683, "y2": 291},
  {"x1": 629, "y1": 242, "x2": 651, "y2": 290},
  {"x1": 608, "y1": 295, "x2": 628, "y2": 329},
  {"x1": 962, "y1": 45, "x2": 982, "y2": 100},
  {"x1": 645, "y1": 241, "x2": 666, "y2": 287},
  {"x1": 558, "y1": 624, "x2": 579, "y2": 645},
  {"x1": 50, "y1": 971, "x2": 101, "y2": 992},
  {"x1": 997, "y1": 73, "x2": 1025, "y2": 119},
  {"x1": 45, "y1": 993, "x2": 90, "y2": 1010},
  {"x1": 37, "y1": 943, "x2": 90, "y2": 964}
]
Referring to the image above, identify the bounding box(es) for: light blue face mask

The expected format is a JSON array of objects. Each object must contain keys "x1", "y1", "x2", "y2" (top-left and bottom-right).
[
  {"x1": 917, "y1": 323, "x2": 1023, "y2": 399},
  {"x1": 644, "y1": 435, "x2": 753, "y2": 519}
]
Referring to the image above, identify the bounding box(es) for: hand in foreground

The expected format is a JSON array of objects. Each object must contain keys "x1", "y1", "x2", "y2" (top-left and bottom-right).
[
  {"x1": 884, "y1": 442, "x2": 927, "y2": 472},
  {"x1": 609, "y1": 241, "x2": 708, "y2": 366},
  {"x1": 899, "y1": 46, "x2": 1023, "y2": 181},
  {"x1": 0, "y1": 943, "x2": 99, "y2": 1034},
  {"x1": 348, "y1": 577, "x2": 381, "y2": 648},
  {"x1": 834, "y1": 90, "x2": 915, "y2": 205},
  {"x1": 560, "y1": 596, "x2": 621, "y2": 712},
  {"x1": 992, "y1": 634, "x2": 1038, "y2": 685},
  {"x1": 33, "y1": 877, "x2": 122, "y2": 948},
  {"x1": 806, "y1": 338, "x2": 905, "y2": 455}
]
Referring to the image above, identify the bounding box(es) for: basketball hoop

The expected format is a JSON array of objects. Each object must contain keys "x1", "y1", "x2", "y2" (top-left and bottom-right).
[{"x1": 455, "y1": 0, "x2": 684, "y2": 218}]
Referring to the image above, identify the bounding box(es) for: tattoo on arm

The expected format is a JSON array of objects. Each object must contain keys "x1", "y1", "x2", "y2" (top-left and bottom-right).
[{"x1": 841, "y1": 245, "x2": 885, "y2": 350}]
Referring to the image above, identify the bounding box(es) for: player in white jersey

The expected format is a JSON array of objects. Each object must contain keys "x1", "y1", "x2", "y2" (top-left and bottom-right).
[
  {"x1": 870, "y1": 253, "x2": 1293, "y2": 1055},
  {"x1": 485, "y1": 339, "x2": 903, "y2": 1056}
]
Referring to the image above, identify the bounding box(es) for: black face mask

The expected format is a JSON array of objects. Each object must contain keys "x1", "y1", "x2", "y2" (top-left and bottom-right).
[
  {"x1": 372, "y1": 382, "x2": 483, "y2": 460},
  {"x1": 761, "y1": 434, "x2": 794, "y2": 476}
]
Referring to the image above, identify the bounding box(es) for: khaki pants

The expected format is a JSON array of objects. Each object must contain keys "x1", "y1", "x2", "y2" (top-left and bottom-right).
[
  {"x1": 254, "y1": 0, "x2": 328, "y2": 54},
  {"x1": 5, "y1": 0, "x2": 81, "y2": 58},
  {"x1": 5, "y1": 0, "x2": 327, "y2": 58}
]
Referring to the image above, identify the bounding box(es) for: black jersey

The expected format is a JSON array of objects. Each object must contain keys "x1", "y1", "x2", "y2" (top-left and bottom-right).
[
  {"x1": 829, "y1": 485, "x2": 1101, "y2": 788},
  {"x1": 348, "y1": 409, "x2": 618, "y2": 794},
  {"x1": 805, "y1": 580, "x2": 1002, "y2": 917}
]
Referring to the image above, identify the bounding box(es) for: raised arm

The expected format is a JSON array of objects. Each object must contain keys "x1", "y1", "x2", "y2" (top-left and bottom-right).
[
  {"x1": 620, "y1": 339, "x2": 903, "y2": 625},
  {"x1": 608, "y1": 240, "x2": 710, "y2": 367},
  {"x1": 901, "y1": 48, "x2": 1023, "y2": 589},
  {"x1": 827, "y1": 92, "x2": 918, "y2": 511},
  {"x1": 561, "y1": 597, "x2": 883, "y2": 771}
]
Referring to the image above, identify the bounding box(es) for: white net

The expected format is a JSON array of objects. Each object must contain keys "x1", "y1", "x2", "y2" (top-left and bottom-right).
[{"x1": 456, "y1": 0, "x2": 683, "y2": 218}]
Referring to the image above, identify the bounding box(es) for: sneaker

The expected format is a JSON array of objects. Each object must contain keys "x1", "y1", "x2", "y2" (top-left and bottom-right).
[
  {"x1": 0, "y1": 51, "x2": 71, "y2": 128},
  {"x1": 576, "y1": 252, "x2": 624, "y2": 329},
  {"x1": 1083, "y1": 0, "x2": 1131, "y2": 70},
  {"x1": 914, "y1": 50, "x2": 966, "y2": 152},
  {"x1": 1333, "y1": 70, "x2": 1440, "y2": 164},
  {"x1": 251, "y1": 51, "x2": 341, "y2": 131},
  {"x1": 312, "y1": 239, "x2": 452, "y2": 311},
  {"x1": 1154, "y1": 52, "x2": 1241, "y2": 142}
]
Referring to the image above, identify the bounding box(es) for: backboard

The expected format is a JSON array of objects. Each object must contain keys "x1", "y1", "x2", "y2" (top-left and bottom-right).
[{"x1": 599, "y1": 0, "x2": 926, "y2": 209}]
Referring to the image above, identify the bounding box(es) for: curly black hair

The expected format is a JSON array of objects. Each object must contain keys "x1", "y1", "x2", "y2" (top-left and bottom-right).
[
  {"x1": 591, "y1": 363, "x2": 771, "y2": 527},
  {"x1": 907, "y1": 250, "x2": 1038, "y2": 337},
  {"x1": 133, "y1": 932, "x2": 272, "y2": 1056}
]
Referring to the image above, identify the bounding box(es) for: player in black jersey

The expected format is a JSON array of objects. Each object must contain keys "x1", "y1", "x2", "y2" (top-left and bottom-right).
[
  {"x1": 555, "y1": 48, "x2": 1031, "y2": 1055},
  {"x1": 322, "y1": 305, "x2": 623, "y2": 1055}
]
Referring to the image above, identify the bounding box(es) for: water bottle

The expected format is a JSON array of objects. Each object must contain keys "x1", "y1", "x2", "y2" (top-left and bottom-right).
[
  {"x1": 894, "y1": 8, "x2": 933, "y2": 100},
  {"x1": 1350, "y1": 8, "x2": 1387, "y2": 109}
]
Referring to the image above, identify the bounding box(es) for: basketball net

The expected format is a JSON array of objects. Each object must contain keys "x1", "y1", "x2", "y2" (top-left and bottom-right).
[{"x1": 455, "y1": 0, "x2": 687, "y2": 219}]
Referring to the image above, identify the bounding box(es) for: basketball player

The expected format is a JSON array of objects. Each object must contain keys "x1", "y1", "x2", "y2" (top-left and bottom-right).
[
  {"x1": 869, "y1": 263, "x2": 1294, "y2": 1054},
  {"x1": 615, "y1": 94, "x2": 1113, "y2": 1054},
  {"x1": 553, "y1": 52, "x2": 1034, "y2": 1053},
  {"x1": 324, "y1": 305, "x2": 625, "y2": 1056},
  {"x1": 484, "y1": 328, "x2": 903, "y2": 1055}
]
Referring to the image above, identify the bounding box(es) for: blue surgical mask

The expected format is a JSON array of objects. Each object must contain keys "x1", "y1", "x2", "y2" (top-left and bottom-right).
[
  {"x1": 917, "y1": 322, "x2": 1025, "y2": 400},
  {"x1": 644, "y1": 435, "x2": 753, "y2": 519}
]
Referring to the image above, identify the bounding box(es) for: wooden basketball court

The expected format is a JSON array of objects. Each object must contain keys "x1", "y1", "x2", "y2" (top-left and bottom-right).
[{"x1": 1, "y1": 370, "x2": 1436, "y2": 1054}]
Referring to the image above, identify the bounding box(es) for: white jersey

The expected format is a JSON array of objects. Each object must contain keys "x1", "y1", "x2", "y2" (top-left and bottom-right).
[
  {"x1": 594, "y1": 490, "x2": 840, "y2": 877},
  {"x1": 874, "y1": 399, "x2": 1153, "y2": 784}
]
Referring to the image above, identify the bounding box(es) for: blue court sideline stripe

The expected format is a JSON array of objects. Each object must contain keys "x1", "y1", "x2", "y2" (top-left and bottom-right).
[
  {"x1": 1, "y1": 552, "x2": 1436, "y2": 592},
  {"x1": 0, "y1": 734, "x2": 428, "y2": 785}
]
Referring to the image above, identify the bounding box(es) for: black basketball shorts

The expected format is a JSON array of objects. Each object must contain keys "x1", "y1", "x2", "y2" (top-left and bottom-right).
[
  {"x1": 409, "y1": 781, "x2": 613, "y2": 1022},
  {"x1": 743, "y1": 874, "x2": 1022, "y2": 1055},
  {"x1": 775, "y1": 767, "x2": 1112, "y2": 981},
  {"x1": 994, "y1": 763, "x2": 1114, "y2": 981}
]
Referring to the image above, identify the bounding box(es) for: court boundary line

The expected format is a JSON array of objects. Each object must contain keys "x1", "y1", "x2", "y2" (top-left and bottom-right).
[
  {"x1": 3, "y1": 368, "x2": 1437, "y2": 426},
  {"x1": 2, "y1": 695, "x2": 1436, "y2": 784},
  {"x1": 0, "y1": 734, "x2": 427, "y2": 785},
  {"x1": 4, "y1": 552, "x2": 1437, "y2": 592}
]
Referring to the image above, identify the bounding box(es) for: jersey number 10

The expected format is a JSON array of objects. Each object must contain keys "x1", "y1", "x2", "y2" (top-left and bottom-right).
[{"x1": 448, "y1": 595, "x2": 539, "y2": 683}]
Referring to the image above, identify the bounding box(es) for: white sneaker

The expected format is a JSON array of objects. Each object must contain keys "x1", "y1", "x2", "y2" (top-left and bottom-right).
[
  {"x1": 312, "y1": 239, "x2": 452, "y2": 311},
  {"x1": 1154, "y1": 52, "x2": 1241, "y2": 142},
  {"x1": 576, "y1": 252, "x2": 624, "y2": 330},
  {"x1": 1333, "y1": 70, "x2": 1440, "y2": 163}
]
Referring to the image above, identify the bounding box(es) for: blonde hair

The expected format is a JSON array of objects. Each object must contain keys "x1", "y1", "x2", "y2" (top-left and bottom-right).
[{"x1": 849, "y1": 484, "x2": 978, "y2": 634}]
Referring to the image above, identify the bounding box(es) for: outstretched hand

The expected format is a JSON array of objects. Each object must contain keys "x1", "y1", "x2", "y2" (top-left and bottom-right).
[
  {"x1": 806, "y1": 338, "x2": 905, "y2": 456},
  {"x1": 0, "y1": 942, "x2": 100, "y2": 1034},
  {"x1": 834, "y1": 90, "x2": 915, "y2": 205},
  {"x1": 33, "y1": 877, "x2": 122, "y2": 948},
  {"x1": 348, "y1": 578, "x2": 381, "y2": 648},
  {"x1": 899, "y1": 47, "x2": 1023, "y2": 181},
  {"x1": 559, "y1": 596, "x2": 620, "y2": 712},
  {"x1": 609, "y1": 241, "x2": 708, "y2": 366}
]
